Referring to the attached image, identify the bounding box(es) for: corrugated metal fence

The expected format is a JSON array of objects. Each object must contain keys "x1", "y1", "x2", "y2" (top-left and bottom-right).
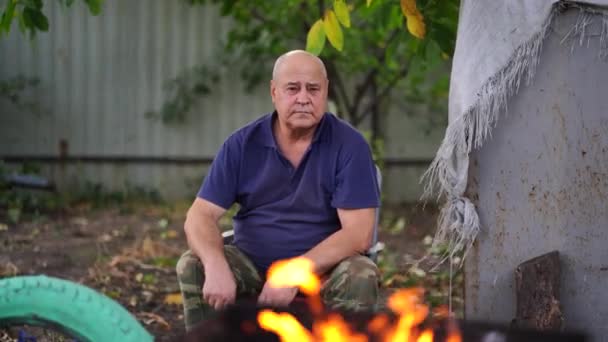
[{"x1": 0, "y1": 0, "x2": 443, "y2": 202}]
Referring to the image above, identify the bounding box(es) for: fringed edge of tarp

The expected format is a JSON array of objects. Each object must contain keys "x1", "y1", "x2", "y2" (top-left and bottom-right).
[{"x1": 420, "y1": 2, "x2": 608, "y2": 270}]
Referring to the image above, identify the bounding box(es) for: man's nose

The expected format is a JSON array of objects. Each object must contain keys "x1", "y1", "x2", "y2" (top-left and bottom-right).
[{"x1": 295, "y1": 89, "x2": 311, "y2": 103}]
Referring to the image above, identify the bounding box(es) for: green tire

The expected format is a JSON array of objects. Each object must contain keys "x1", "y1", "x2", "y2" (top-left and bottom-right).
[{"x1": 0, "y1": 275, "x2": 153, "y2": 342}]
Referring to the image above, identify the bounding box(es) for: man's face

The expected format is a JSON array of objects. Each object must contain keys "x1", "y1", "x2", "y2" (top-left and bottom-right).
[{"x1": 270, "y1": 54, "x2": 328, "y2": 131}]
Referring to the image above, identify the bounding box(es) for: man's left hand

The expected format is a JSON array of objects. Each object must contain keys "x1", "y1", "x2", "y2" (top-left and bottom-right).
[{"x1": 257, "y1": 281, "x2": 298, "y2": 307}]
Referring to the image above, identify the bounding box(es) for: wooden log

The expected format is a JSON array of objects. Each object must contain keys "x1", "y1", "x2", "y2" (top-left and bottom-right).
[{"x1": 513, "y1": 250, "x2": 563, "y2": 330}]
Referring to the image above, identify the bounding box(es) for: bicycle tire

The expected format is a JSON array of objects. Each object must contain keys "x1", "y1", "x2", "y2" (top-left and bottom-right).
[{"x1": 0, "y1": 275, "x2": 153, "y2": 342}]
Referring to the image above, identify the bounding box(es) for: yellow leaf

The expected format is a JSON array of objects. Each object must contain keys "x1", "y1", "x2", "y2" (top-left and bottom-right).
[
  {"x1": 400, "y1": 0, "x2": 417, "y2": 16},
  {"x1": 164, "y1": 293, "x2": 183, "y2": 305},
  {"x1": 400, "y1": 0, "x2": 426, "y2": 39},
  {"x1": 166, "y1": 229, "x2": 178, "y2": 239},
  {"x1": 406, "y1": 13, "x2": 425, "y2": 39},
  {"x1": 333, "y1": 0, "x2": 350, "y2": 28},
  {"x1": 306, "y1": 19, "x2": 326, "y2": 56},
  {"x1": 323, "y1": 10, "x2": 344, "y2": 51},
  {"x1": 367, "y1": 0, "x2": 373, "y2": 7}
]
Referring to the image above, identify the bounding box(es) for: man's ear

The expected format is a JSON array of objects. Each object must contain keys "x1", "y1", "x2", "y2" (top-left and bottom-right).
[{"x1": 270, "y1": 80, "x2": 277, "y2": 102}]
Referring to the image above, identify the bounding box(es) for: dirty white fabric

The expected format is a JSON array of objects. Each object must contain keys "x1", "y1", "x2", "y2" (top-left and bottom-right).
[{"x1": 423, "y1": 0, "x2": 608, "y2": 264}]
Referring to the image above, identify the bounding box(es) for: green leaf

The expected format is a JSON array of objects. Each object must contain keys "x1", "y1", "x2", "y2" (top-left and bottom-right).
[
  {"x1": 0, "y1": 0, "x2": 17, "y2": 34},
  {"x1": 305, "y1": 19, "x2": 326, "y2": 56},
  {"x1": 23, "y1": 0, "x2": 43, "y2": 10},
  {"x1": 142, "y1": 273, "x2": 156, "y2": 284},
  {"x1": 84, "y1": 0, "x2": 103, "y2": 15},
  {"x1": 367, "y1": 0, "x2": 373, "y2": 7},
  {"x1": 23, "y1": 8, "x2": 48, "y2": 31},
  {"x1": 429, "y1": 22, "x2": 456, "y2": 56},
  {"x1": 322, "y1": 10, "x2": 343, "y2": 52},
  {"x1": 424, "y1": 39, "x2": 441, "y2": 62},
  {"x1": 20, "y1": 8, "x2": 33, "y2": 29},
  {"x1": 333, "y1": 0, "x2": 350, "y2": 28}
]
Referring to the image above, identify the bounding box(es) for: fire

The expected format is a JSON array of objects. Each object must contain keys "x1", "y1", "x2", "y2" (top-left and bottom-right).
[
  {"x1": 384, "y1": 288, "x2": 430, "y2": 342},
  {"x1": 446, "y1": 321, "x2": 463, "y2": 342},
  {"x1": 257, "y1": 256, "x2": 462, "y2": 342},
  {"x1": 447, "y1": 333, "x2": 462, "y2": 342},
  {"x1": 368, "y1": 314, "x2": 390, "y2": 334},
  {"x1": 313, "y1": 313, "x2": 368, "y2": 342},
  {"x1": 265, "y1": 257, "x2": 324, "y2": 314},
  {"x1": 418, "y1": 330, "x2": 434, "y2": 342},
  {"x1": 265, "y1": 257, "x2": 320, "y2": 295},
  {"x1": 257, "y1": 309, "x2": 313, "y2": 342}
]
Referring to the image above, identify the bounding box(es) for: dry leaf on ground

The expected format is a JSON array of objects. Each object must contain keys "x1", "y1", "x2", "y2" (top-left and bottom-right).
[
  {"x1": 164, "y1": 293, "x2": 183, "y2": 305},
  {"x1": 138, "y1": 312, "x2": 171, "y2": 330}
]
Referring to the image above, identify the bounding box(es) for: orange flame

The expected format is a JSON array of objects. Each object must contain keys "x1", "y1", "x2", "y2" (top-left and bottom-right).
[
  {"x1": 447, "y1": 333, "x2": 463, "y2": 342},
  {"x1": 368, "y1": 314, "x2": 390, "y2": 334},
  {"x1": 257, "y1": 257, "x2": 462, "y2": 342},
  {"x1": 384, "y1": 288, "x2": 430, "y2": 342},
  {"x1": 418, "y1": 329, "x2": 434, "y2": 342},
  {"x1": 446, "y1": 320, "x2": 463, "y2": 342},
  {"x1": 313, "y1": 313, "x2": 368, "y2": 342},
  {"x1": 266, "y1": 257, "x2": 320, "y2": 296},
  {"x1": 257, "y1": 309, "x2": 313, "y2": 342}
]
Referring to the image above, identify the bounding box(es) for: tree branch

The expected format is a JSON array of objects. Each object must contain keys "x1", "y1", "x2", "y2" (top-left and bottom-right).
[
  {"x1": 325, "y1": 59, "x2": 353, "y2": 120},
  {"x1": 349, "y1": 29, "x2": 401, "y2": 121},
  {"x1": 250, "y1": 9, "x2": 272, "y2": 26},
  {"x1": 354, "y1": 63, "x2": 410, "y2": 126}
]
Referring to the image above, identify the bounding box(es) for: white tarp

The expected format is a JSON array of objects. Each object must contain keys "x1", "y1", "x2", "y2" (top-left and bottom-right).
[{"x1": 424, "y1": 0, "x2": 608, "y2": 262}]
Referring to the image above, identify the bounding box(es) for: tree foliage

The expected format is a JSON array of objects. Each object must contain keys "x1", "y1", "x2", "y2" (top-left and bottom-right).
[
  {"x1": 155, "y1": 0, "x2": 458, "y2": 138},
  {"x1": 0, "y1": 0, "x2": 459, "y2": 137},
  {"x1": 0, "y1": 75, "x2": 40, "y2": 114},
  {"x1": 305, "y1": 0, "x2": 427, "y2": 54},
  {"x1": 0, "y1": 0, "x2": 102, "y2": 38}
]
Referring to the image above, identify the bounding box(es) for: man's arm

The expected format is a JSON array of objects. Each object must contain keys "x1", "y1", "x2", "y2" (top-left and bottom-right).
[
  {"x1": 184, "y1": 197, "x2": 236, "y2": 309},
  {"x1": 302, "y1": 207, "x2": 376, "y2": 275}
]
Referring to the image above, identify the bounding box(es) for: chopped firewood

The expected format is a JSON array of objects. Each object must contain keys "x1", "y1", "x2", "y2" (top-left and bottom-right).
[{"x1": 513, "y1": 250, "x2": 563, "y2": 330}]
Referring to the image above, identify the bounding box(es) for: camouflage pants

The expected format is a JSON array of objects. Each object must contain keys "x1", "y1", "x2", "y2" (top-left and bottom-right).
[{"x1": 176, "y1": 245, "x2": 380, "y2": 331}]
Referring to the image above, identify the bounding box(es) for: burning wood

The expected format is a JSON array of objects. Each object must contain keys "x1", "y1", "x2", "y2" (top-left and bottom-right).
[
  {"x1": 176, "y1": 257, "x2": 586, "y2": 342},
  {"x1": 178, "y1": 257, "x2": 461, "y2": 342},
  {"x1": 259, "y1": 257, "x2": 462, "y2": 342}
]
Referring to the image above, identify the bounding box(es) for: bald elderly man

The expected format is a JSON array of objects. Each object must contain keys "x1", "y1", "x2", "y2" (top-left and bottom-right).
[{"x1": 176, "y1": 50, "x2": 381, "y2": 330}]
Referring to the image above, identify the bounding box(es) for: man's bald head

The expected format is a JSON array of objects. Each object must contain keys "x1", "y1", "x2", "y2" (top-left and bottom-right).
[
  {"x1": 272, "y1": 50, "x2": 328, "y2": 80},
  {"x1": 270, "y1": 50, "x2": 329, "y2": 133}
]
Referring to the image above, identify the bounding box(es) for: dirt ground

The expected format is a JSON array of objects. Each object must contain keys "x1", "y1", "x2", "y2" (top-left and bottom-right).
[{"x1": 0, "y1": 200, "x2": 455, "y2": 341}]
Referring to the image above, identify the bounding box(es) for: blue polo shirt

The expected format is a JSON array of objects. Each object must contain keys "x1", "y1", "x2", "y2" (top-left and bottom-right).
[{"x1": 198, "y1": 112, "x2": 380, "y2": 274}]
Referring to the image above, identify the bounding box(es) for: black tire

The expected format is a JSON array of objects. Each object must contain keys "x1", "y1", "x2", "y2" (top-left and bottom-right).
[{"x1": 0, "y1": 275, "x2": 153, "y2": 342}]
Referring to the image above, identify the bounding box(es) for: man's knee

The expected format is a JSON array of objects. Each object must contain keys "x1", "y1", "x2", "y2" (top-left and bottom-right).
[
  {"x1": 176, "y1": 247, "x2": 262, "y2": 294},
  {"x1": 322, "y1": 255, "x2": 380, "y2": 311},
  {"x1": 176, "y1": 250, "x2": 204, "y2": 289},
  {"x1": 335, "y1": 255, "x2": 380, "y2": 290}
]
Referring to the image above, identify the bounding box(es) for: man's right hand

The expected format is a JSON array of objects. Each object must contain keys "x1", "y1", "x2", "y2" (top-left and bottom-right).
[{"x1": 202, "y1": 263, "x2": 237, "y2": 310}]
